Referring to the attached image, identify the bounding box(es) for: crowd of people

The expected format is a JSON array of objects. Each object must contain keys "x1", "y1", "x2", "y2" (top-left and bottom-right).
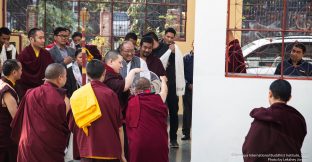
[
  {"x1": 0, "y1": 26, "x2": 194, "y2": 162},
  {"x1": 1, "y1": 24, "x2": 308, "y2": 162}
]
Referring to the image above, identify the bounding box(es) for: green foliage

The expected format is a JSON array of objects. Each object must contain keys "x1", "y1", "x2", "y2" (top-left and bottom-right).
[
  {"x1": 127, "y1": 2, "x2": 145, "y2": 36},
  {"x1": 38, "y1": 1, "x2": 76, "y2": 43},
  {"x1": 159, "y1": 14, "x2": 178, "y2": 30}
]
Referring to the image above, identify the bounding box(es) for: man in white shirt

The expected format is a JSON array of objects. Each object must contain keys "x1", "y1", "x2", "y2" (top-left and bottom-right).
[{"x1": 0, "y1": 27, "x2": 17, "y2": 66}]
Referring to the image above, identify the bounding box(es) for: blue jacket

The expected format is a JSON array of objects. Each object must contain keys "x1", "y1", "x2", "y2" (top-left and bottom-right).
[
  {"x1": 274, "y1": 59, "x2": 312, "y2": 76},
  {"x1": 183, "y1": 51, "x2": 194, "y2": 87}
]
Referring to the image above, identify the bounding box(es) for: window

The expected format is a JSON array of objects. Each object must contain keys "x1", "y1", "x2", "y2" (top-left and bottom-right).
[
  {"x1": 7, "y1": 0, "x2": 187, "y2": 52},
  {"x1": 226, "y1": 0, "x2": 312, "y2": 79}
]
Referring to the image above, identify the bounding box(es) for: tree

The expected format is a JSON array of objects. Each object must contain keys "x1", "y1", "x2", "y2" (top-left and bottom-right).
[{"x1": 38, "y1": 0, "x2": 76, "y2": 43}]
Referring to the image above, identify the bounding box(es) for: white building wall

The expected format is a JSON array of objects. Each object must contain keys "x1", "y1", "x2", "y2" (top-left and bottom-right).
[{"x1": 191, "y1": 0, "x2": 312, "y2": 161}]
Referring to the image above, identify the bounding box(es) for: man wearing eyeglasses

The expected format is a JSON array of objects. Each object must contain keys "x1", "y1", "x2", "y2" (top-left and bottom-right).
[
  {"x1": 274, "y1": 43, "x2": 312, "y2": 76},
  {"x1": 118, "y1": 41, "x2": 150, "y2": 79},
  {"x1": 49, "y1": 27, "x2": 75, "y2": 65}
]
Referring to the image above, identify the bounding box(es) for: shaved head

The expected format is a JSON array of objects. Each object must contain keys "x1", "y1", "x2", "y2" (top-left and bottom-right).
[
  {"x1": 45, "y1": 63, "x2": 66, "y2": 79},
  {"x1": 104, "y1": 50, "x2": 121, "y2": 63},
  {"x1": 87, "y1": 59, "x2": 105, "y2": 80},
  {"x1": 135, "y1": 77, "x2": 151, "y2": 91}
]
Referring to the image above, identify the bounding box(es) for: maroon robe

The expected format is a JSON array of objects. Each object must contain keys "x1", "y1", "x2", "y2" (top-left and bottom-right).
[
  {"x1": 227, "y1": 39, "x2": 247, "y2": 73},
  {"x1": 11, "y1": 82, "x2": 69, "y2": 162},
  {"x1": 135, "y1": 53, "x2": 166, "y2": 77},
  {"x1": 242, "y1": 103, "x2": 307, "y2": 162},
  {"x1": 126, "y1": 93, "x2": 168, "y2": 162},
  {"x1": 104, "y1": 65, "x2": 129, "y2": 112},
  {"x1": 145, "y1": 55, "x2": 166, "y2": 77},
  {"x1": 16, "y1": 45, "x2": 54, "y2": 98},
  {"x1": 69, "y1": 81, "x2": 123, "y2": 159},
  {"x1": 0, "y1": 77, "x2": 19, "y2": 162}
]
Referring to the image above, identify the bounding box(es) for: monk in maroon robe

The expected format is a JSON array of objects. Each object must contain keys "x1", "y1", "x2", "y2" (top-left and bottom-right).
[
  {"x1": 0, "y1": 60, "x2": 22, "y2": 162},
  {"x1": 103, "y1": 51, "x2": 142, "y2": 160},
  {"x1": 226, "y1": 31, "x2": 246, "y2": 73},
  {"x1": 104, "y1": 50, "x2": 141, "y2": 111},
  {"x1": 16, "y1": 28, "x2": 54, "y2": 98},
  {"x1": 126, "y1": 76, "x2": 169, "y2": 162},
  {"x1": 69, "y1": 60, "x2": 126, "y2": 162},
  {"x1": 242, "y1": 79, "x2": 306, "y2": 162},
  {"x1": 11, "y1": 63, "x2": 70, "y2": 162},
  {"x1": 137, "y1": 36, "x2": 166, "y2": 77}
]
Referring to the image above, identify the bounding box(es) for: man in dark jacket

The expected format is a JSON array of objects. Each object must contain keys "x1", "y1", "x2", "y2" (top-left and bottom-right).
[
  {"x1": 274, "y1": 42, "x2": 312, "y2": 76},
  {"x1": 182, "y1": 43, "x2": 194, "y2": 140},
  {"x1": 242, "y1": 79, "x2": 307, "y2": 162}
]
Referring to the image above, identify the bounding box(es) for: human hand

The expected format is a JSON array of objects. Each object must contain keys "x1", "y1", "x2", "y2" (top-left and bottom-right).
[
  {"x1": 4, "y1": 42, "x2": 10, "y2": 49},
  {"x1": 169, "y1": 44, "x2": 175, "y2": 53},
  {"x1": 188, "y1": 84, "x2": 193, "y2": 91},
  {"x1": 160, "y1": 76, "x2": 168, "y2": 82},
  {"x1": 63, "y1": 56, "x2": 73, "y2": 65},
  {"x1": 120, "y1": 155, "x2": 127, "y2": 162}
]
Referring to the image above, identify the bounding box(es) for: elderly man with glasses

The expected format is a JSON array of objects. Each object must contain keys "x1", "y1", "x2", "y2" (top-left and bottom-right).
[{"x1": 118, "y1": 41, "x2": 150, "y2": 79}]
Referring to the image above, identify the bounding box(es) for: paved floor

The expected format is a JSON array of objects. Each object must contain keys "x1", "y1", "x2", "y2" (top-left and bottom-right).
[
  {"x1": 169, "y1": 115, "x2": 192, "y2": 162},
  {"x1": 69, "y1": 116, "x2": 192, "y2": 162}
]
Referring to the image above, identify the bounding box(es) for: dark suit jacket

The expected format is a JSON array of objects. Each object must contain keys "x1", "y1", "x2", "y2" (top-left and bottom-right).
[{"x1": 49, "y1": 45, "x2": 75, "y2": 63}]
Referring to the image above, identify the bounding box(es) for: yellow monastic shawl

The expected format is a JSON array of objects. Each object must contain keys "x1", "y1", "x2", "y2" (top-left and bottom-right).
[{"x1": 70, "y1": 83, "x2": 101, "y2": 136}]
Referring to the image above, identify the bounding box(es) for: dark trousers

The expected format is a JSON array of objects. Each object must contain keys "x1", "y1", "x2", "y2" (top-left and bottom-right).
[
  {"x1": 182, "y1": 88, "x2": 192, "y2": 136},
  {"x1": 166, "y1": 86, "x2": 179, "y2": 142},
  {"x1": 0, "y1": 146, "x2": 17, "y2": 162}
]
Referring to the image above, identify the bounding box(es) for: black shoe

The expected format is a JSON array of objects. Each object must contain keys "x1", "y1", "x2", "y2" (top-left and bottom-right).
[
  {"x1": 181, "y1": 135, "x2": 191, "y2": 140},
  {"x1": 170, "y1": 141, "x2": 179, "y2": 148}
]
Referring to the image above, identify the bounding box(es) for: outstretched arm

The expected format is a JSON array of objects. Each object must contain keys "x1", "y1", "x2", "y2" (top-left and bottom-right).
[
  {"x1": 124, "y1": 68, "x2": 142, "y2": 92},
  {"x1": 159, "y1": 76, "x2": 168, "y2": 102}
]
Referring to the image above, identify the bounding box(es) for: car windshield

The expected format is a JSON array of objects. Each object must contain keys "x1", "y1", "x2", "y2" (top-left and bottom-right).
[
  {"x1": 242, "y1": 42, "x2": 255, "y2": 51},
  {"x1": 241, "y1": 37, "x2": 312, "y2": 75}
]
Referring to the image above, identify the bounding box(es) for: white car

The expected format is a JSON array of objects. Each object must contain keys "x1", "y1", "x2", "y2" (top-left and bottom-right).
[{"x1": 242, "y1": 36, "x2": 312, "y2": 75}]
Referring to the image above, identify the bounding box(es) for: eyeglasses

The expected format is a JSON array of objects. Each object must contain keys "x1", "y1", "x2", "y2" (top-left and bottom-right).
[
  {"x1": 122, "y1": 50, "x2": 135, "y2": 54},
  {"x1": 57, "y1": 35, "x2": 69, "y2": 39}
]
